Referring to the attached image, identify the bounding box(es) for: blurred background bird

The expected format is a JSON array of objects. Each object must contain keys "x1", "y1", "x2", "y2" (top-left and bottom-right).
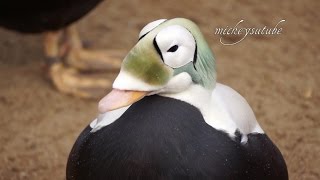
[{"x1": 0, "y1": 0, "x2": 123, "y2": 98}]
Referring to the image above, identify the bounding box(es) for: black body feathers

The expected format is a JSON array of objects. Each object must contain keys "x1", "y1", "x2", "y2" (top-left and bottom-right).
[{"x1": 67, "y1": 95, "x2": 288, "y2": 179}]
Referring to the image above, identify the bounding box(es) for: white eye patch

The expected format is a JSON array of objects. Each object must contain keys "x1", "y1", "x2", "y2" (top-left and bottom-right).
[
  {"x1": 139, "y1": 19, "x2": 167, "y2": 39},
  {"x1": 155, "y1": 25, "x2": 196, "y2": 68}
]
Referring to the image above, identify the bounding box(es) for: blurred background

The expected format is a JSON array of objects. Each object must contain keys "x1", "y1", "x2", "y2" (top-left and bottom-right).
[{"x1": 0, "y1": 0, "x2": 319, "y2": 179}]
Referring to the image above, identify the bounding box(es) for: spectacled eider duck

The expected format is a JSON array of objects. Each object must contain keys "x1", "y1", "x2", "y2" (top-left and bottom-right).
[{"x1": 66, "y1": 18, "x2": 288, "y2": 179}]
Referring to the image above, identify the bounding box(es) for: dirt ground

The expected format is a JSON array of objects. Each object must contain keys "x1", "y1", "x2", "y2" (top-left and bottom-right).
[{"x1": 0, "y1": 0, "x2": 319, "y2": 179}]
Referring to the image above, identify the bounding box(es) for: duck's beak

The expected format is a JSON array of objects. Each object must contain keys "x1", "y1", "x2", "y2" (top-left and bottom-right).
[{"x1": 98, "y1": 89, "x2": 148, "y2": 113}]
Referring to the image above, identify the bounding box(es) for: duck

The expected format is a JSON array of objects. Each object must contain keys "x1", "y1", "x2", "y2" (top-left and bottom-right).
[
  {"x1": 66, "y1": 18, "x2": 288, "y2": 179},
  {"x1": 0, "y1": 0, "x2": 122, "y2": 98}
]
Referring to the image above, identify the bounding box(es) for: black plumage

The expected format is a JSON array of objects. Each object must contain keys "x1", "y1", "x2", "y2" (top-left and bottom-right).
[
  {"x1": 67, "y1": 95, "x2": 288, "y2": 179},
  {"x1": 0, "y1": 0, "x2": 103, "y2": 33}
]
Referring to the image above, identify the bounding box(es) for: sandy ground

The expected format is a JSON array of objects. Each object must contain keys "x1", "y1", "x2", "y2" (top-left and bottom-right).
[{"x1": 0, "y1": 0, "x2": 319, "y2": 179}]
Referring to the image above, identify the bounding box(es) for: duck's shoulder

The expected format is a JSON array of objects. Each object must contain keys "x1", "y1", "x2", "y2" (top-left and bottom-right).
[
  {"x1": 210, "y1": 83, "x2": 264, "y2": 136},
  {"x1": 160, "y1": 83, "x2": 264, "y2": 139}
]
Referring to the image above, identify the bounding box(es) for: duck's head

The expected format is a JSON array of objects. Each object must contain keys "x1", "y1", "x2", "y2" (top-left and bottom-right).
[{"x1": 99, "y1": 18, "x2": 216, "y2": 113}]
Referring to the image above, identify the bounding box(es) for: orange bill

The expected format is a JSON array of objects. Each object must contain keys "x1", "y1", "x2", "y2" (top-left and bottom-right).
[{"x1": 98, "y1": 89, "x2": 148, "y2": 113}]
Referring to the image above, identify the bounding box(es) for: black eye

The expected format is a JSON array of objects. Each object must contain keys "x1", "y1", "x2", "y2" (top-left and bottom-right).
[{"x1": 167, "y1": 45, "x2": 179, "y2": 52}]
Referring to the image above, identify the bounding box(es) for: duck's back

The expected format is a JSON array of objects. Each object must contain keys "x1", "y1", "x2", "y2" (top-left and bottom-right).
[
  {"x1": 66, "y1": 95, "x2": 288, "y2": 180},
  {"x1": 0, "y1": 0, "x2": 102, "y2": 33}
]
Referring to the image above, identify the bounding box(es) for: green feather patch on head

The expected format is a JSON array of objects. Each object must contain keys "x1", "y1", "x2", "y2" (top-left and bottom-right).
[{"x1": 122, "y1": 41, "x2": 173, "y2": 86}]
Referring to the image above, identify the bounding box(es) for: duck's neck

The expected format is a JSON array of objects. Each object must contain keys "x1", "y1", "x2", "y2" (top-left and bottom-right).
[{"x1": 159, "y1": 84, "x2": 212, "y2": 112}]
